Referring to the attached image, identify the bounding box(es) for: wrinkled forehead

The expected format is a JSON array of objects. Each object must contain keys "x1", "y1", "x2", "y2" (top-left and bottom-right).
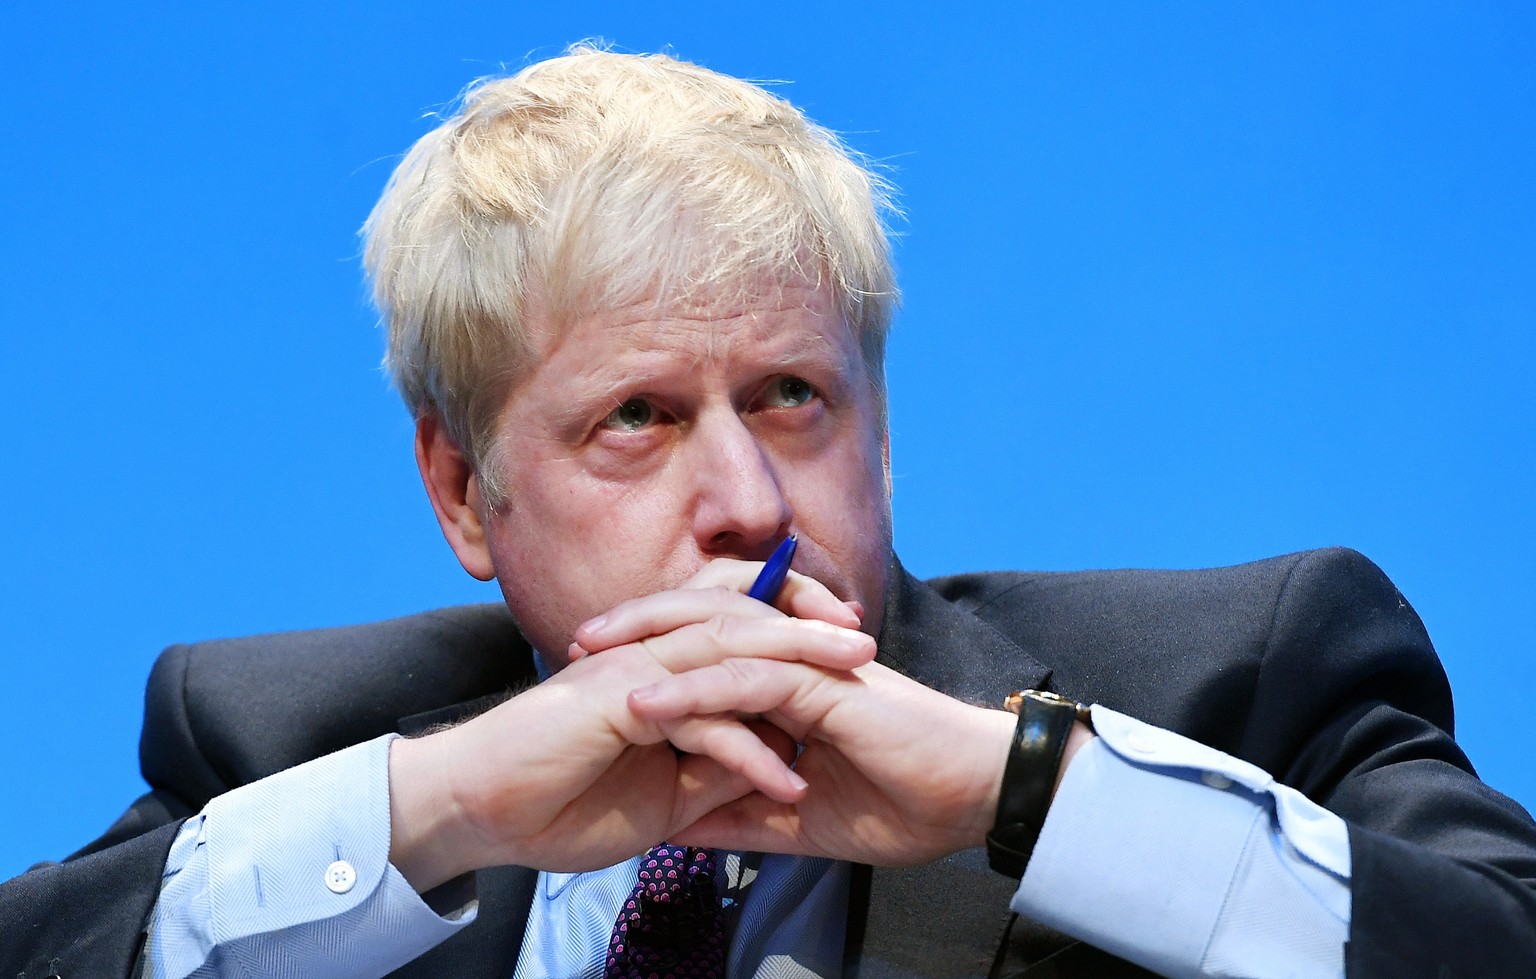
[
  {"x1": 523, "y1": 251, "x2": 847, "y2": 361},
  {"x1": 493, "y1": 274, "x2": 876, "y2": 463}
]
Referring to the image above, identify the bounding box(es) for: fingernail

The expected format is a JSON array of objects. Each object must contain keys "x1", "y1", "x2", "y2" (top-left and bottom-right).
[
  {"x1": 841, "y1": 630, "x2": 873, "y2": 650},
  {"x1": 788, "y1": 771, "x2": 809, "y2": 792},
  {"x1": 581, "y1": 614, "x2": 608, "y2": 634}
]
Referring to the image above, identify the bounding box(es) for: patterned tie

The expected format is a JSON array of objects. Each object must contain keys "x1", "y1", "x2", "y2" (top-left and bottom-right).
[{"x1": 604, "y1": 844, "x2": 727, "y2": 979}]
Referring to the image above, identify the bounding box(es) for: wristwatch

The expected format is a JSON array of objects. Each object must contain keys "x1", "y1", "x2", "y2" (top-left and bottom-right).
[{"x1": 986, "y1": 689, "x2": 1093, "y2": 878}]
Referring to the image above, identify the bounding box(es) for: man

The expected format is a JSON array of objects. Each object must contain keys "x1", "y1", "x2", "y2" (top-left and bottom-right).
[{"x1": 4, "y1": 46, "x2": 1536, "y2": 978}]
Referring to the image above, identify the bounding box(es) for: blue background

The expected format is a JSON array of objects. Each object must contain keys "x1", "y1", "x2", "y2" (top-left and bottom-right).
[{"x1": 2, "y1": 2, "x2": 1532, "y2": 880}]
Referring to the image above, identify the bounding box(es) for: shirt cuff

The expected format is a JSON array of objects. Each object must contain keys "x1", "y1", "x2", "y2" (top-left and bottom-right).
[
  {"x1": 145, "y1": 734, "x2": 475, "y2": 979},
  {"x1": 1010, "y1": 706, "x2": 1350, "y2": 979}
]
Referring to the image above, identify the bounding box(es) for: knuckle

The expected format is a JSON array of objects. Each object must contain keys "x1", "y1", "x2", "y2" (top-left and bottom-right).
[
  {"x1": 720, "y1": 657, "x2": 762, "y2": 687},
  {"x1": 635, "y1": 636, "x2": 667, "y2": 669},
  {"x1": 702, "y1": 612, "x2": 737, "y2": 647}
]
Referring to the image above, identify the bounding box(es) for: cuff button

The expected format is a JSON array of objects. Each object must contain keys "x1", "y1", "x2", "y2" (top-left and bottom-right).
[
  {"x1": 1125, "y1": 729, "x2": 1160, "y2": 755},
  {"x1": 1200, "y1": 771, "x2": 1234, "y2": 790},
  {"x1": 325, "y1": 859, "x2": 358, "y2": 894}
]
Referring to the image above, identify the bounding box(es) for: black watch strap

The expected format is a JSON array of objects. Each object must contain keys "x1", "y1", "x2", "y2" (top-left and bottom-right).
[{"x1": 986, "y1": 689, "x2": 1092, "y2": 879}]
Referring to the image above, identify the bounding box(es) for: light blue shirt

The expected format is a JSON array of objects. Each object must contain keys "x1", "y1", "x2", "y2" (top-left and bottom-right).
[
  {"x1": 142, "y1": 706, "x2": 1350, "y2": 978},
  {"x1": 510, "y1": 852, "x2": 849, "y2": 979}
]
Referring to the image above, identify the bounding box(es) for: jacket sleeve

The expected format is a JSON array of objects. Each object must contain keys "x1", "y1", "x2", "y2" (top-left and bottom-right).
[
  {"x1": 0, "y1": 645, "x2": 214, "y2": 978},
  {"x1": 1243, "y1": 547, "x2": 1536, "y2": 977}
]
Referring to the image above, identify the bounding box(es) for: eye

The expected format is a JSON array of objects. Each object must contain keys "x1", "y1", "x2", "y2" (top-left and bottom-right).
[
  {"x1": 600, "y1": 398, "x2": 654, "y2": 432},
  {"x1": 763, "y1": 376, "x2": 815, "y2": 409}
]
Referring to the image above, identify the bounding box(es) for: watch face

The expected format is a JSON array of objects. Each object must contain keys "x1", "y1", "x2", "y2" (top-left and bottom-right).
[
  {"x1": 1030, "y1": 690, "x2": 1075, "y2": 707},
  {"x1": 1005, "y1": 689, "x2": 1072, "y2": 713}
]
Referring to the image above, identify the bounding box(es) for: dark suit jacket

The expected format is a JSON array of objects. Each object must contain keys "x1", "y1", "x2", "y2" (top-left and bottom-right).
[{"x1": 4, "y1": 547, "x2": 1536, "y2": 977}]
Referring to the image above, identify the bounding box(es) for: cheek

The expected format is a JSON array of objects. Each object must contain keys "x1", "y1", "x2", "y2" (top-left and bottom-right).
[
  {"x1": 792, "y1": 427, "x2": 891, "y2": 550},
  {"x1": 485, "y1": 461, "x2": 697, "y2": 608},
  {"x1": 832, "y1": 411, "x2": 891, "y2": 499}
]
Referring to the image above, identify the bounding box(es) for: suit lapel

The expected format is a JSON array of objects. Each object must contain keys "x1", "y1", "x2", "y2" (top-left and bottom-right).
[
  {"x1": 873, "y1": 559, "x2": 1053, "y2": 701},
  {"x1": 845, "y1": 562, "x2": 1053, "y2": 977}
]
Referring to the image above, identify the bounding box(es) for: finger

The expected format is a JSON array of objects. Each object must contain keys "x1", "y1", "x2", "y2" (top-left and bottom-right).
[
  {"x1": 743, "y1": 718, "x2": 799, "y2": 768},
  {"x1": 679, "y1": 557, "x2": 760, "y2": 590},
  {"x1": 575, "y1": 562, "x2": 859, "y2": 652},
  {"x1": 662, "y1": 714, "x2": 808, "y2": 803},
  {"x1": 778, "y1": 572, "x2": 863, "y2": 628},
  {"x1": 630, "y1": 658, "x2": 834, "y2": 726},
  {"x1": 576, "y1": 585, "x2": 782, "y2": 652},
  {"x1": 644, "y1": 615, "x2": 875, "y2": 675},
  {"x1": 687, "y1": 561, "x2": 861, "y2": 630}
]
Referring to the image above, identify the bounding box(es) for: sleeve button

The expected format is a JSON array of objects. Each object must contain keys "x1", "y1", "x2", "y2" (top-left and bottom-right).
[
  {"x1": 325, "y1": 859, "x2": 358, "y2": 894},
  {"x1": 1125, "y1": 730, "x2": 1160, "y2": 754},
  {"x1": 1200, "y1": 771, "x2": 1234, "y2": 790}
]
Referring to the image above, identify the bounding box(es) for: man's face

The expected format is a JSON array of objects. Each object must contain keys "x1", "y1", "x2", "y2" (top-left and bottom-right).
[{"x1": 473, "y1": 275, "x2": 893, "y2": 663}]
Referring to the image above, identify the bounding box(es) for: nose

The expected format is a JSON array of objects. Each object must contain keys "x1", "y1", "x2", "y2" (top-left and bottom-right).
[{"x1": 687, "y1": 407, "x2": 793, "y2": 558}]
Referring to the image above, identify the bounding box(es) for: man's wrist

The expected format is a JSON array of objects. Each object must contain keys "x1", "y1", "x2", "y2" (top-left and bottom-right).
[
  {"x1": 388, "y1": 730, "x2": 480, "y2": 893},
  {"x1": 986, "y1": 692, "x2": 1096, "y2": 878}
]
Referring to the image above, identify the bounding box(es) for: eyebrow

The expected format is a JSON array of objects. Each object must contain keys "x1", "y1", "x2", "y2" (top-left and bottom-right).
[{"x1": 543, "y1": 336, "x2": 852, "y2": 437}]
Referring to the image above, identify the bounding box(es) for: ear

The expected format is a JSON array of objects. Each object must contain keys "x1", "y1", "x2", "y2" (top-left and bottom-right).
[{"x1": 415, "y1": 415, "x2": 496, "y2": 581}]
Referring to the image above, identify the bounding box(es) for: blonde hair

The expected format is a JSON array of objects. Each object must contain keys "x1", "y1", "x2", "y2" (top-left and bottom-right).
[{"x1": 362, "y1": 45, "x2": 899, "y2": 505}]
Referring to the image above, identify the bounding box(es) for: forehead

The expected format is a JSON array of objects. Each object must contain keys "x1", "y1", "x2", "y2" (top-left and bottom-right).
[{"x1": 529, "y1": 274, "x2": 853, "y2": 375}]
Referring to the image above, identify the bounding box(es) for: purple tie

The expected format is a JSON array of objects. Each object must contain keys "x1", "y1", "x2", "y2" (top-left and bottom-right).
[{"x1": 604, "y1": 844, "x2": 726, "y2": 979}]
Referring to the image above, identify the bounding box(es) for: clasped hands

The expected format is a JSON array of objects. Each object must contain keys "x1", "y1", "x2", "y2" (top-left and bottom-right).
[{"x1": 388, "y1": 560, "x2": 1017, "y2": 893}]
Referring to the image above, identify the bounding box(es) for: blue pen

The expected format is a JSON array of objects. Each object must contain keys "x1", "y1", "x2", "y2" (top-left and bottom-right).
[{"x1": 746, "y1": 535, "x2": 798, "y2": 603}]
